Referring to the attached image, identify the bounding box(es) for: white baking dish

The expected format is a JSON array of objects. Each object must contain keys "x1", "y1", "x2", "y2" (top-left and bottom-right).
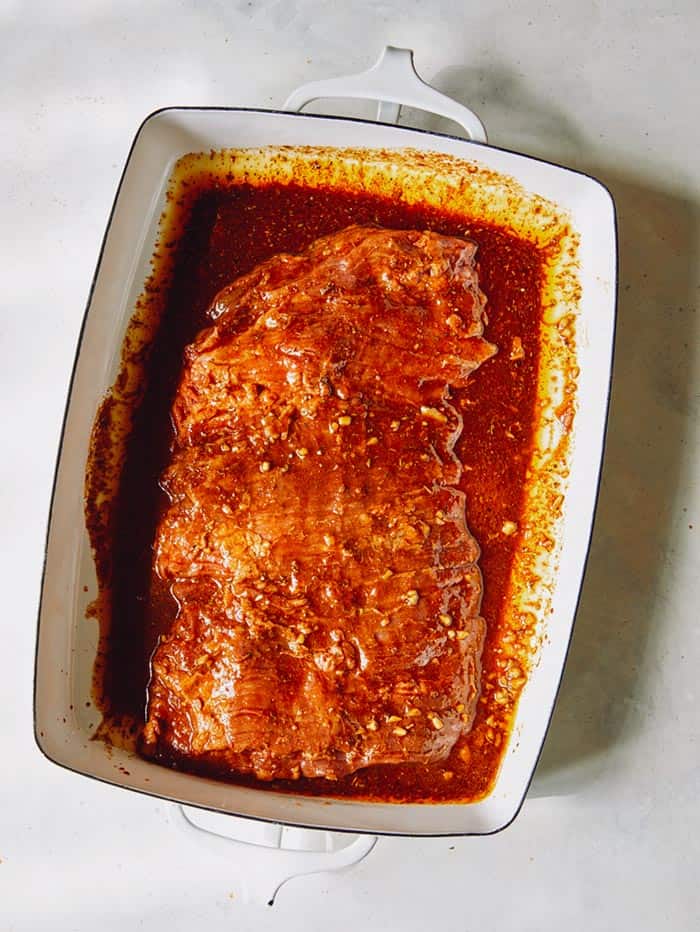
[{"x1": 34, "y1": 47, "x2": 616, "y2": 837}]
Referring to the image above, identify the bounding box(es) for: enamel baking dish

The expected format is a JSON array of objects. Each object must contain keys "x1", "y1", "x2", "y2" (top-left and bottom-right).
[{"x1": 34, "y1": 47, "x2": 616, "y2": 837}]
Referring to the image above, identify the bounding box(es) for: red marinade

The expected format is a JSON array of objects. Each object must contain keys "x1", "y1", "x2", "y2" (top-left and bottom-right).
[{"x1": 90, "y1": 182, "x2": 543, "y2": 802}]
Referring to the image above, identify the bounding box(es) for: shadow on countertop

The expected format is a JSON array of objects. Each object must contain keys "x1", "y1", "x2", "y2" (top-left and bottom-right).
[
  {"x1": 420, "y1": 64, "x2": 700, "y2": 795},
  {"x1": 531, "y1": 173, "x2": 699, "y2": 795}
]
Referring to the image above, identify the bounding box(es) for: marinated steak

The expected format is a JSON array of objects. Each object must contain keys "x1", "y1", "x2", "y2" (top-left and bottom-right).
[{"x1": 143, "y1": 225, "x2": 496, "y2": 781}]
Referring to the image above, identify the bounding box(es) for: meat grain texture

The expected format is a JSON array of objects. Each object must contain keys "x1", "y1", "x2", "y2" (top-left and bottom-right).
[{"x1": 144, "y1": 225, "x2": 497, "y2": 781}]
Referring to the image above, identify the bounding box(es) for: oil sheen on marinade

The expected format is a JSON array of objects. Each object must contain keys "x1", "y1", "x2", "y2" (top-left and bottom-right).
[
  {"x1": 143, "y1": 226, "x2": 495, "y2": 782},
  {"x1": 96, "y1": 182, "x2": 544, "y2": 802}
]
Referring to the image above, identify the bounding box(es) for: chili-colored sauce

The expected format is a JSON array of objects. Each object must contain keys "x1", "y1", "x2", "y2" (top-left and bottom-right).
[{"x1": 93, "y1": 181, "x2": 543, "y2": 802}]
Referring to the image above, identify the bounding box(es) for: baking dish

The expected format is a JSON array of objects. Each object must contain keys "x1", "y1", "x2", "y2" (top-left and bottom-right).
[{"x1": 34, "y1": 47, "x2": 616, "y2": 837}]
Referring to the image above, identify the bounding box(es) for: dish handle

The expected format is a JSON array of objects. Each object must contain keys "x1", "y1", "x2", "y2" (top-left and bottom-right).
[
  {"x1": 169, "y1": 803, "x2": 377, "y2": 906},
  {"x1": 283, "y1": 45, "x2": 487, "y2": 143}
]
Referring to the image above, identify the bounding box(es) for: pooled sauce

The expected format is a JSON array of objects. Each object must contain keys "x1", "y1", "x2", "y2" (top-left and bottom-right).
[{"x1": 90, "y1": 180, "x2": 545, "y2": 802}]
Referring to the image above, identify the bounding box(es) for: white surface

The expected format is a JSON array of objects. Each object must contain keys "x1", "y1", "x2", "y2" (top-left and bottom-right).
[{"x1": 1, "y1": 0, "x2": 698, "y2": 928}]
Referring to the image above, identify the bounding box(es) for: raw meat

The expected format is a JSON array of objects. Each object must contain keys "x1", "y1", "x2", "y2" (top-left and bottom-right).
[{"x1": 143, "y1": 225, "x2": 496, "y2": 781}]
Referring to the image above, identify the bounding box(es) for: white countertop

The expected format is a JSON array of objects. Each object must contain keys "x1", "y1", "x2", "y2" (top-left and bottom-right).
[{"x1": 2, "y1": 1, "x2": 698, "y2": 928}]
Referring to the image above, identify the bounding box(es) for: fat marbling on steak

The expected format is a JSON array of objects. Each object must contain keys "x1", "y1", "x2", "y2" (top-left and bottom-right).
[{"x1": 143, "y1": 225, "x2": 497, "y2": 781}]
